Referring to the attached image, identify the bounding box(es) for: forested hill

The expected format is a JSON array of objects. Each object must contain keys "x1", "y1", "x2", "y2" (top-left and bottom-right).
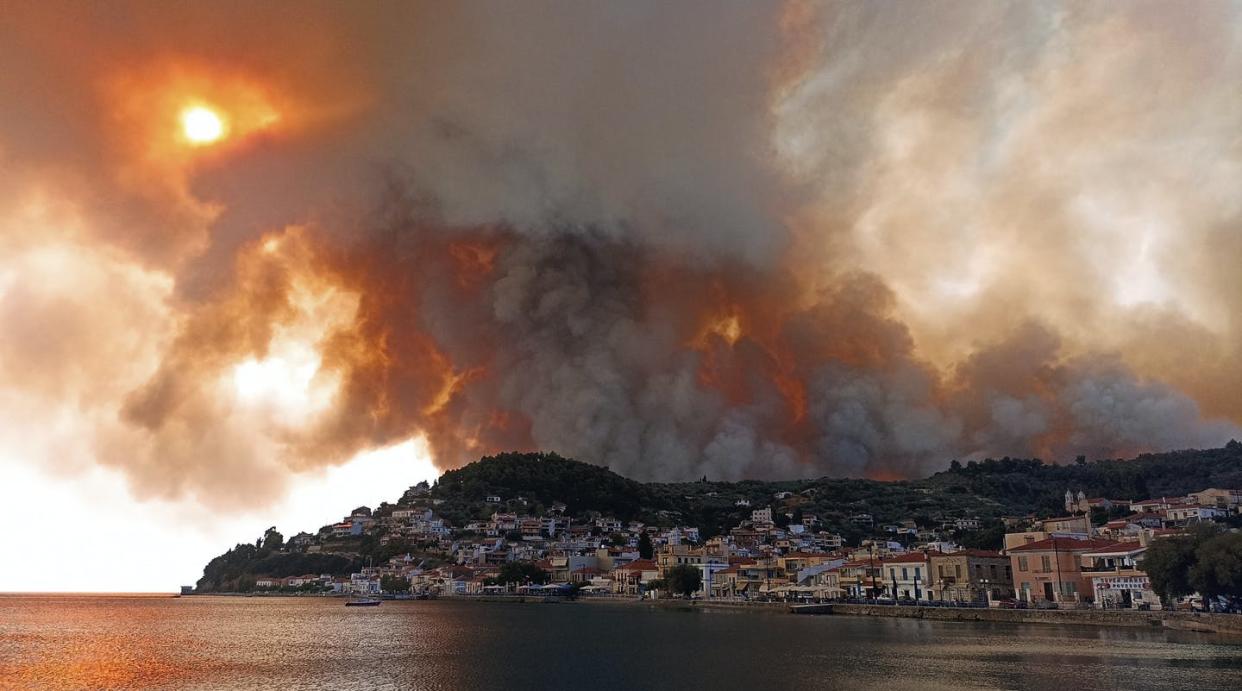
[
  {"x1": 917, "y1": 443, "x2": 1242, "y2": 515},
  {"x1": 432, "y1": 452, "x2": 651, "y2": 522},
  {"x1": 196, "y1": 443, "x2": 1242, "y2": 591},
  {"x1": 429, "y1": 444, "x2": 1242, "y2": 535}
]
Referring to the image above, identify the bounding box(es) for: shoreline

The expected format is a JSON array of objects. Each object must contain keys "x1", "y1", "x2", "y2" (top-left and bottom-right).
[
  {"x1": 182, "y1": 592, "x2": 1242, "y2": 636},
  {"x1": 795, "y1": 602, "x2": 1242, "y2": 635},
  {"x1": 473, "y1": 595, "x2": 1242, "y2": 635}
]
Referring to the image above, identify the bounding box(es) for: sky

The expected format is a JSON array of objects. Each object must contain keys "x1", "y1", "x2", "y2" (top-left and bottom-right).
[{"x1": 1, "y1": 1, "x2": 1239, "y2": 591}]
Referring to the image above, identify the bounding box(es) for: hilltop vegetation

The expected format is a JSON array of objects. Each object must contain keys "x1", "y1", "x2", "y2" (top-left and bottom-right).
[
  {"x1": 196, "y1": 528, "x2": 364, "y2": 592},
  {"x1": 432, "y1": 452, "x2": 655, "y2": 523},
  {"x1": 429, "y1": 443, "x2": 1242, "y2": 540},
  {"x1": 920, "y1": 442, "x2": 1242, "y2": 516}
]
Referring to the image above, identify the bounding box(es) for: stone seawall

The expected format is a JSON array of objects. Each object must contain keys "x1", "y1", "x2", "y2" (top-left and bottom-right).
[{"x1": 792, "y1": 603, "x2": 1242, "y2": 635}]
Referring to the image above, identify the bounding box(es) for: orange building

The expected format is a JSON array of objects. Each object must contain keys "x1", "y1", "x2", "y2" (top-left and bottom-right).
[{"x1": 1008, "y1": 537, "x2": 1118, "y2": 605}]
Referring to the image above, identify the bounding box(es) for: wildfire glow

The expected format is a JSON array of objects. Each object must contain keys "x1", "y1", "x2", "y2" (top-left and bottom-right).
[
  {"x1": 702, "y1": 311, "x2": 743, "y2": 346},
  {"x1": 180, "y1": 106, "x2": 225, "y2": 144}
]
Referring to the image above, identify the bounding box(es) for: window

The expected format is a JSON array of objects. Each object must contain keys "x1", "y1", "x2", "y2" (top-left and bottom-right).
[
  {"x1": 901, "y1": 568, "x2": 908, "y2": 580},
  {"x1": 954, "y1": 565, "x2": 962, "y2": 578},
  {"x1": 1041, "y1": 555, "x2": 1052, "y2": 571},
  {"x1": 890, "y1": 568, "x2": 896, "y2": 580},
  {"x1": 1062, "y1": 582, "x2": 1077, "y2": 596},
  {"x1": 1018, "y1": 557, "x2": 1029, "y2": 572},
  {"x1": 914, "y1": 567, "x2": 920, "y2": 580}
]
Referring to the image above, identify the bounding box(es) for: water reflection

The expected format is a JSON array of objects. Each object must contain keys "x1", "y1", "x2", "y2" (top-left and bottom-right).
[{"x1": 0, "y1": 595, "x2": 1238, "y2": 690}]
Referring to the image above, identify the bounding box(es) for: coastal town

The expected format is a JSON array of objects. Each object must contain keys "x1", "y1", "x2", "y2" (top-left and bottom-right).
[{"x1": 222, "y1": 479, "x2": 1242, "y2": 614}]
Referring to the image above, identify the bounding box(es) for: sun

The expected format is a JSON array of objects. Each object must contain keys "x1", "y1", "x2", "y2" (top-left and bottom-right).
[{"x1": 180, "y1": 105, "x2": 225, "y2": 145}]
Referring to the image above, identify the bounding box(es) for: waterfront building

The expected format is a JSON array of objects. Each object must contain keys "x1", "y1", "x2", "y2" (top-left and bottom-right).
[
  {"x1": 881, "y1": 552, "x2": 935, "y2": 600},
  {"x1": 1008, "y1": 537, "x2": 1117, "y2": 605},
  {"x1": 612, "y1": 559, "x2": 659, "y2": 595},
  {"x1": 928, "y1": 550, "x2": 1014, "y2": 604},
  {"x1": 834, "y1": 560, "x2": 881, "y2": 598},
  {"x1": 1079, "y1": 543, "x2": 1158, "y2": 609}
]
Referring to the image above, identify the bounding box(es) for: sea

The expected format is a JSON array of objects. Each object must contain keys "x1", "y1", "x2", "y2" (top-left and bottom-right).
[{"x1": 1, "y1": 594, "x2": 1240, "y2": 690}]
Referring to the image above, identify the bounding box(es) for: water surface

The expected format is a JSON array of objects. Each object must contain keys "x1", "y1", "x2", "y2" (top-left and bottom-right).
[{"x1": 2, "y1": 595, "x2": 1239, "y2": 690}]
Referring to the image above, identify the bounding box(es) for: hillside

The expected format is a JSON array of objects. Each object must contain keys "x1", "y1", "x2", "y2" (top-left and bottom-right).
[
  {"x1": 428, "y1": 443, "x2": 1242, "y2": 540},
  {"x1": 431, "y1": 452, "x2": 658, "y2": 523},
  {"x1": 197, "y1": 441, "x2": 1242, "y2": 590}
]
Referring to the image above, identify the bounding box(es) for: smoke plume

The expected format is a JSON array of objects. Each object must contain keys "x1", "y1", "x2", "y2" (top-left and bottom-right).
[{"x1": 1, "y1": 1, "x2": 1238, "y2": 507}]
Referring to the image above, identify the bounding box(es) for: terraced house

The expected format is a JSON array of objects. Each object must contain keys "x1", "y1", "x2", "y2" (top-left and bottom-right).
[
  {"x1": 927, "y1": 550, "x2": 1013, "y2": 604},
  {"x1": 882, "y1": 552, "x2": 933, "y2": 600},
  {"x1": 1009, "y1": 537, "x2": 1118, "y2": 605}
]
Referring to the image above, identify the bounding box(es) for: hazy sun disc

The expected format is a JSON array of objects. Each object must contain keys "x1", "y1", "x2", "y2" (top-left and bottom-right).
[{"x1": 181, "y1": 106, "x2": 224, "y2": 144}]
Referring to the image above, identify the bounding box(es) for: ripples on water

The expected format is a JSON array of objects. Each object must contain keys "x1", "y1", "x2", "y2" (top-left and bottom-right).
[{"x1": 1, "y1": 595, "x2": 1239, "y2": 690}]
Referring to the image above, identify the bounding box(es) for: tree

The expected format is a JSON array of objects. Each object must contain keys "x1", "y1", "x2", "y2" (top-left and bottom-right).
[
  {"x1": 957, "y1": 520, "x2": 1005, "y2": 550},
  {"x1": 380, "y1": 575, "x2": 410, "y2": 593},
  {"x1": 1188, "y1": 532, "x2": 1242, "y2": 600},
  {"x1": 495, "y1": 561, "x2": 549, "y2": 585},
  {"x1": 638, "y1": 532, "x2": 654, "y2": 560},
  {"x1": 1143, "y1": 533, "x2": 1201, "y2": 603},
  {"x1": 666, "y1": 564, "x2": 702, "y2": 598},
  {"x1": 261, "y1": 527, "x2": 284, "y2": 551}
]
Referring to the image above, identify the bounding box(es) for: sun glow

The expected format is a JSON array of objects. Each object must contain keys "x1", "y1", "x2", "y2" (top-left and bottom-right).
[{"x1": 180, "y1": 105, "x2": 225, "y2": 144}]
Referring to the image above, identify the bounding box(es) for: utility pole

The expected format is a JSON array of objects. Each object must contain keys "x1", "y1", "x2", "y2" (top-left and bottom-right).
[
  {"x1": 869, "y1": 543, "x2": 878, "y2": 599},
  {"x1": 1052, "y1": 537, "x2": 1063, "y2": 605}
]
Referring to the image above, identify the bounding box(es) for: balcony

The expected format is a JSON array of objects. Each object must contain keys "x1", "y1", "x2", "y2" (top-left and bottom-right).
[{"x1": 1080, "y1": 564, "x2": 1141, "y2": 575}]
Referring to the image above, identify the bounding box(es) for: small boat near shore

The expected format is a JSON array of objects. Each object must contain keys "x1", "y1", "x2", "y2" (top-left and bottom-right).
[{"x1": 345, "y1": 596, "x2": 381, "y2": 607}]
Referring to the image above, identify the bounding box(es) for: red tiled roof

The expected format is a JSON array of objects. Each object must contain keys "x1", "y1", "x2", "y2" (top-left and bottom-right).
[
  {"x1": 1007, "y1": 537, "x2": 1118, "y2": 553},
  {"x1": 617, "y1": 559, "x2": 657, "y2": 572}
]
